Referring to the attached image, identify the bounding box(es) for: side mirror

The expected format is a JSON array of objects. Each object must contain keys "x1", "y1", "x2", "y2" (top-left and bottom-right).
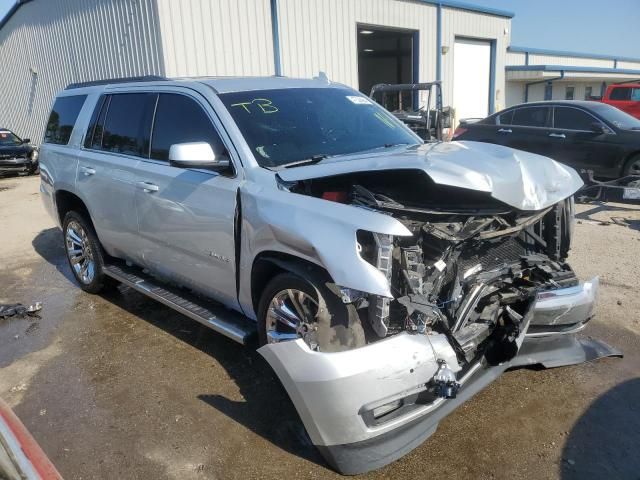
[
  {"x1": 168, "y1": 142, "x2": 230, "y2": 170},
  {"x1": 590, "y1": 122, "x2": 609, "y2": 134},
  {"x1": 22, "y1": 138, "x2": 31, "y2": 144}
]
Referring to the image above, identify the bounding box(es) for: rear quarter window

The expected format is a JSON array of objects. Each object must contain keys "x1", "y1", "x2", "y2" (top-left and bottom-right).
[
  {"x1": 497, "y1": 110, "x2": 514, "y2": 125},
  {"x1": 511, "y1": 106, "x2": 549, "y2": 127},
  {"x1": 44, "y1": 95, "x2": 87, "y2": 145}
]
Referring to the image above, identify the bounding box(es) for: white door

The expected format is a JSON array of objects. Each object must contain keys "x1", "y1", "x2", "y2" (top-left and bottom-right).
[{"x1": 453, "y1": 38, "x2": 491, "y2": 121}]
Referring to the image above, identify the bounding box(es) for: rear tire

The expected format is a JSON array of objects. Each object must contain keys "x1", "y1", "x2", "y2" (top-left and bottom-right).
[
  {"x1": 623, "y1": 154, "x2": 640, "y2": 177},
  {"x1": 257, "y1": 271, "x2": 366, "y2": 352},
  {"x1": 62, "y1": 211, "x2": 115, "y2": 294}
]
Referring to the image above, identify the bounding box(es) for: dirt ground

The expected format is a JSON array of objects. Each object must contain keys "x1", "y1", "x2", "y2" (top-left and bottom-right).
[{"x1": 1, "y1": 175, "x2": 639, "y2": 480}]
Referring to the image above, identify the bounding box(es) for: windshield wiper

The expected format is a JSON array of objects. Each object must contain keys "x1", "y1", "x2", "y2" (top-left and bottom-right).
[{"x1": 279, "y1": 154, "x2": 328, "y2": 169}]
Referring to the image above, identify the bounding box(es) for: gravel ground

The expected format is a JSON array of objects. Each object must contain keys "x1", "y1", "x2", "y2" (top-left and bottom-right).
[{"x1": 1, "y1": 175, "x2": 639, "y2": 480}]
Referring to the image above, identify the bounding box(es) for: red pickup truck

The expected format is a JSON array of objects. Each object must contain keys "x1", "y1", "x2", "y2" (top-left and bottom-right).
[{"x1": 600, "y1": 83, "x2": 640, "y2": 119}]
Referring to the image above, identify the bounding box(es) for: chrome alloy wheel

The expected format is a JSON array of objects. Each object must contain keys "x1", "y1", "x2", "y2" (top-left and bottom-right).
[
  {"x1": 65, "y1": 220, "x2": 96, "y2": 285},
  {"x1": 265, "y1": 289, "x2": 319, "y2": 349}
]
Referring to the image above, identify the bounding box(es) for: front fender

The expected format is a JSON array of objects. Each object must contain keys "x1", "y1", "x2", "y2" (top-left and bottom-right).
[{"x1": 238, "y1": 182, "x2": 412, "y2": 318}]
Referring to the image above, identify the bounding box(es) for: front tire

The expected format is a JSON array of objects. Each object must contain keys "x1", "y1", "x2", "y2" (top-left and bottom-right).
[
  {"x1": 62, "y1": 211, "x2": 113, "y2": 294},
  {"x1": 257, "y1": 271, "x2": 366, "y2": 352}
]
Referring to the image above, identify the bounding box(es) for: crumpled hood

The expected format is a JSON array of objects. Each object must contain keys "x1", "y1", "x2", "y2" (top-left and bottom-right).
[{"x1": 277, "y1": 141, "x2": 584, "y2": 211}]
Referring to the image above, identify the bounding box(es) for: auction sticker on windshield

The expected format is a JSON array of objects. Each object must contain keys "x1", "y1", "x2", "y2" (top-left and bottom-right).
[{"x1": 346, "y1": 96, "x2": 372, "y2": 105}]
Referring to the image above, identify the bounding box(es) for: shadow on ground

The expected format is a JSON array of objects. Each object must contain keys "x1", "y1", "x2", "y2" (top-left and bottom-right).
[
  {"x1": 30, "y1": 226, "x2": 327, "y2": 468},
  {"x1": 575, "y1": 202, "x2": 640, "y2": 231},
  {"x1": 561, "y1": 377, "x2": 640, "y2": 480},
  {"x1": 31, "y1": 227, "x2": 77, "y2": 284},
  {"x1": 110, "y1": 288, "x2": 327, "y2": 468}
]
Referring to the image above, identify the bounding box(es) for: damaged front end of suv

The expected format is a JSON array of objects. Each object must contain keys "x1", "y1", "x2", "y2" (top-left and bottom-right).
[{"x1": 255, "y1": 141, "x2": 621, "y2": 475}]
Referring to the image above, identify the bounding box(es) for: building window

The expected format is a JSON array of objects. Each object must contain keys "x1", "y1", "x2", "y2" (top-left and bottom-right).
[
  {"x1": 544, "y1": 82, "x2": 553, "y2": 100},
  {"x1": 565, "y1": 86, "x2": 575, "y2": 100},
  {"x1": 584, "y1": 86, "x2": 593, "y2": 100}
]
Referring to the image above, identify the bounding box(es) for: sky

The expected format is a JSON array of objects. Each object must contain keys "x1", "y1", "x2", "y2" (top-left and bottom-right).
[
  {"x1": 469, "y1": 0, "x2": 640, "y2": 58},
  {"x1": 0, "y1": 0, "x2": 639, "y2": 58}
]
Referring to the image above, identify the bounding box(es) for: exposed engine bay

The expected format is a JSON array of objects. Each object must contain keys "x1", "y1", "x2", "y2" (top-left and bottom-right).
[{"x1": 289, "y1": 169, "x2": 576, "y2": 377}]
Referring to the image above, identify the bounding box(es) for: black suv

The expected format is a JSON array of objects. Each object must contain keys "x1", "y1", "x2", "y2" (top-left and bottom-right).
[
  {"x1": 453, "y1": 101, "x2": 640, "y2": 179},
  {"x1": 0, "y1": 129, "x2": 38, "y2": 176}
]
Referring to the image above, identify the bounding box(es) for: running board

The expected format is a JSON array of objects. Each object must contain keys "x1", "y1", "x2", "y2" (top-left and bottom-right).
[{"x1": 103, "y1": 264, "x2": 256, "y2": 345}]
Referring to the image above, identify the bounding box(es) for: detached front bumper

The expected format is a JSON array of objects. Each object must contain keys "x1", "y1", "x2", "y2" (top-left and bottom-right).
[{"x1": 258, "y1": 277, "x2": 621, "y2": 475}]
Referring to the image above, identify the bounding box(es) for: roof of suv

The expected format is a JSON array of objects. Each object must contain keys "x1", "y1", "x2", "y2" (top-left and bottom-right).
[{"x1": 63, "y1": 75, "x2": 344, "y2": 96}]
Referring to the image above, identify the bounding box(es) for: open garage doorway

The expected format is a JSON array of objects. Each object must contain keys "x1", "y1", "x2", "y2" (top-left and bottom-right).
[{"x1": 357, "y1": 25, "x2": 418, "y2": 110}]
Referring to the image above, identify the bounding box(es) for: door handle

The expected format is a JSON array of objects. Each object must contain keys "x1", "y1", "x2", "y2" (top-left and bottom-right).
[
  {"x1": 136, "y1": 181, "x2": 159, "y2": 193},
  {"x1": 498, "y1": 128, "x2": 512, "y2": 133},
  {"x1": 549, "y1": 133, "x2": 566, "y2": 139},
  {"x1": 80, "y1": 166, "x2": 96, "y2": 176}
]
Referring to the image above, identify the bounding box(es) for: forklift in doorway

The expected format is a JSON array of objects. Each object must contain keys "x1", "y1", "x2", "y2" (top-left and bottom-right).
[{"x1": 369, "y1": 81, "x2": 452, "y2": 142}]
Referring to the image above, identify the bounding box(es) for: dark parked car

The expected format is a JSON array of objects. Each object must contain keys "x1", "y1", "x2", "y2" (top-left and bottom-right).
[
  {"x1": 0, "y1": 128, "x2": 39, "y2": 176},
  {"x1": 453, "y1": 101, "x2": 640, "y2": 179}
]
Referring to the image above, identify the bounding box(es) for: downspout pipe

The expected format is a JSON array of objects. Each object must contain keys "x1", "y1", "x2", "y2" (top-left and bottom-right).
[
  {"x1": 270, "y1": 0, "x2": 282, "y2": 76},
  {"x1": 436, "y1": 1, "x2": 442, "y2": 82},
  {"x1": 524, "y1": 70, "x2": 564, "y2": 102}
]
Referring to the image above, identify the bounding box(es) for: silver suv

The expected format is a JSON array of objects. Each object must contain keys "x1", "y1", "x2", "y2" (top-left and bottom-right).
[{"x1": 39, "y1": 75, "x2": 619, "y2": 475}]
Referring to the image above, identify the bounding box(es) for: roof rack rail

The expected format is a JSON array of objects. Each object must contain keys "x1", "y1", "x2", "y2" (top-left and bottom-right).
[{"x1": 65, "y1": 75, "x2": 168, "y2": 90}]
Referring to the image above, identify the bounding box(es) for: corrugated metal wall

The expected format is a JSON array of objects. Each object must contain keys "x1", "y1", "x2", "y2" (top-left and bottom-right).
[
  {"x1": 0, "y1": 0, "x2": 165, "y2": 142},
  {"x1": 506, "y1": 51, "x2": 526, "y2": 66},
  {"x1": 0, "y1": 0, "x2": 512, "y2": 141},
  {"x1": 155, "y1": 0, "x2": 275, "y2": 77},
  {"x1": 618, "y1": 60, "x2": 640, "y2": 70},
  {"x1": 276, "y1": 0, "x2": 438, "y2": 92},
  {"x1": 528, "y1": 54, "x2": 613, "y2": 68},
  {"x1": 441, "y1": 8, "x2": 510, "y2": 111}
]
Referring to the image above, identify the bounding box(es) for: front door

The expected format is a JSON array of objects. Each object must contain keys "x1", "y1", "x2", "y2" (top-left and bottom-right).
[
  {"x1": 135, "y1": 91, "x2": 241, "y2": 309},
  {"x1": 549, "y1": 106, "x2": 623, "y2": 177},
  {"x1": 502, "y1": 105, "x2": 552, "y2": 156}
]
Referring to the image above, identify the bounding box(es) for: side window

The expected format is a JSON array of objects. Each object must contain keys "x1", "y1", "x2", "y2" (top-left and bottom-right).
[
  {"x1": 99, "y1": 93, "x2": 156, "y2": 157},
  {"x1": 497, "y1": 110, "x2": 514, "y2": 125},
  {"x1": 90, "y1": 96, "x2": 110, "y2": 150},
  {"x1": 150, "y1": 94, "x2": 226, "y2": 161},
  {"x1": 83, "y1": 95, "x2": 107, "y2": 148},
  {"x1": 554, "y1": 107, "x2": 596, "y2": 131},
  {"x1": 610, "y1": 87, "x2": 631, "y2": 101},
  {"x1": 44, "y1": 95, "x2": 87, "y2": 145},
  {"x1": 632, "y1": 88, "x2": 640, "y2": 101},
  {"x1": 511, "y1": 107, "x2": 549, "y2": 127}
]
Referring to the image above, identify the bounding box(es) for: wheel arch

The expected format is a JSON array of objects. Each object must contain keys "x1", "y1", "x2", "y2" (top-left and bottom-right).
[
  {"x1": 250, "y1": 251, "x2": 333, "y2": 318},
  {"x1": 622, "y1": 151, "x2": 640, "y2": 176},
  {"x1": 55, "y1": 189, "x2": 92, "y2": 227}
]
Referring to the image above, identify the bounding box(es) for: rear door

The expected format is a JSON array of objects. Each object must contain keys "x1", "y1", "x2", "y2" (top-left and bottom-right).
[
  {"x1": 501, "y1": 105, "x2": 552, "y2": 156},
  {"x1": 135, "y1": 89, "x2": 241, "y2": 309},
  {"x1": 550, "y1": 106, "x2": 623, "y2": 177},
  {"x1": 76, "y1": 92, "x2": 156, "y2": 262}
]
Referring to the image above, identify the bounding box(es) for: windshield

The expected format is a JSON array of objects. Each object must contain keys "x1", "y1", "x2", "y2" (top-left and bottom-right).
[
  {"x1": 0, "y1": 130, "x2": 22, "y2": 146},
  {"x1": 219, "y1": 88, "x2": 420, "y2": 168},
  {"x1": 590, "y1": 102, "x2": 640, "y2": 130}
]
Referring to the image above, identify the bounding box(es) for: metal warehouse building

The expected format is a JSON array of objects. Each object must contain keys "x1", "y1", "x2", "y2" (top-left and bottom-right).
[
  {"x1": 0, "y1": 0, "x2": 514, "y2": 141},
  {"x1": 506, "y1": 46, "x2": 640, "y2": 105}
]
